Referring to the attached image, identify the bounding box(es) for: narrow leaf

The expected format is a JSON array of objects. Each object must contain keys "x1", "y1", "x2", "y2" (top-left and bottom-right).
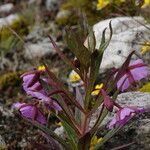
[
  {"x1": 48, "y1": 35, "x2": 80, "y2": 74},
  {"x1": 94, "y1": 126, "x2": 122, "y2": 150},
  {"x1": 43, "y1": 63, "x2": 85, "y2": 113},
  {"x1": 24, "y1": 118, "x2": 70, "y2": 149},
  {"x1": 111, "y1": 142, "x2": 135, "y2": 150}
]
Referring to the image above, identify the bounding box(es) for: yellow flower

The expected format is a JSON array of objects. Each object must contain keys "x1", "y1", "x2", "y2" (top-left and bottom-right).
[
  {"x1": 56, "y1": 122, "x2": 63, "y2": 126},
  {"x1": 142, "y1": 0, "x2": 150, "y2": 8},
  {"x1": 140, "y1": 41, "x2": 150, "y2": 55},
  {"x1": 96, "y1": 0, "x2": 125, "y2": 10},
  {"x1": 37, "y1": 65, "x2": 46, "y2": 71},
  {"x1": 91, "y1": 83, "x2": 103, "y2": 95},
  {"x1": 69, "y1": 70, "x2": 81, "y2": 83},
  {"x1": 97, "y1": 0, "x2": 110, "y2": 10},
  {"x1": 90, "y1": 136, "x2": 103, "y2": 150}
]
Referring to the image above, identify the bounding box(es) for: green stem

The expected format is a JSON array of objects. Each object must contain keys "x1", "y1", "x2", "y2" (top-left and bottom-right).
[{"x1": 24, "y1": 118, "x2": 70, "y2": 150}]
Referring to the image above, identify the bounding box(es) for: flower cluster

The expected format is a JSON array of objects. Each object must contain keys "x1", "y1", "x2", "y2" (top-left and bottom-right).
[
  {"x1": 97, "y1": 88, "x2": 146, "y2": 129},
  {"x1": 13, "y1": 23, "x2": 149, "y2": 149},
  {"x1": 96, "y1": 0, "x2": 125, "y2": 10},
  {"x1": 13, "y1": 67, "x2": 61, "y2": 124},
  {"x1": 116, "y1": 59, "x2": 148, "y2": 91},
  {"x1": 96, "y1": 0, "x2": 150, "y2": 10},
  {"x1": 142, "y1": 0, "x2": 150, "y2": 8},
  {"x1": 108, "y1": 106, "x2": 145, "y2": 128}
]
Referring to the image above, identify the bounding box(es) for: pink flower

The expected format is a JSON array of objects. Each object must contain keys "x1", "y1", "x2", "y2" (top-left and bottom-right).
[
  {"x1": 13, "y1": 102, "x2": 47, "y2": 124},
  {"x1": 108, "y1": 107, "x2": 145, "y2": 129},
  {"x1": 117, "y1": 59, "x2": 148, "y2": 91},
  {"x1": 21, "y1": 72, "x2": 49, "y2": 102},
  {"x1": 21, "y1": 72, "x2": 61, "y2": 111}
]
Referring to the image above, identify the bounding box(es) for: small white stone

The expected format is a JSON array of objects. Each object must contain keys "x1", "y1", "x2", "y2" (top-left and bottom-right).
[
  {"x1": 0, "y1": 14, "x2": 19, "y2": 28},
  {"x1": 0, "y1": 3, "x2": 14, "y2": 13}
]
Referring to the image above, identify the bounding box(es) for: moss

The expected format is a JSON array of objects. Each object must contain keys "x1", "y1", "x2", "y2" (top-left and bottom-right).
[
  {"x1": 139, "y1": 82, "x2": 150, "y2": 92},
  {"x1": 56, "y1": 12, "x2": 78, "y2": 26},
  {"x1": 0, "y1": 15, "x2": 29, "y2": 54},
  {"x1": 57, "y1": 0, "x2": 101, "y2": 26},
  {"x1": 57, "y1": 0, "x2": 142, "y2": 26},
  {"x1": 0, "y1": 71, "x2": 23, "y2": 90}
]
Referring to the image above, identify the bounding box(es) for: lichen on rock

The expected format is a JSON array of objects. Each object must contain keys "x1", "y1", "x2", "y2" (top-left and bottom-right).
[
  {"x1": 0, "y1": 71, "x2": 22, "y2": 90},
  {"x1": 0, "y1": 15, "x2": 29, "y2": 54}
]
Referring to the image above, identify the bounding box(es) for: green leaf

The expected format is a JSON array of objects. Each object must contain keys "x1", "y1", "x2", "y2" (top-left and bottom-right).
[
  {"x1": 48, "y1": 35, "x2": 80, "y2": 75},
  {"x1": 90, "y1": 106, "x2": 108, "y2": 136},
  {"x1": 65, "y1": 30, "x2": 91, "y2": 69},
  {"x1": 94, "y1": 126, "x2": 122, "y2": 150},
  {"x1": 58, "y1": 112, "x2": 82, "y2": 138},
  {"x1": 87, "y1": 28, "x2": 96, "y2": 52},
  {"x1": 24, "y1": 118, "x2": 70, "y2": 150},
  {"x1": 43, "y1": 63, "x2": 85, "y2": 114},
  {"x1": 84, "y1": 21, "x2": 113, "y2": 110},
  {"x1": 62, "y1": 120, "x2": 78, "y2": 150}
]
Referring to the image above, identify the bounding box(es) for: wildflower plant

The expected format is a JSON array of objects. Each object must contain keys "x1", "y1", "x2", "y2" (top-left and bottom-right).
[
  {"x1": 96, "y1": 0, "x2": 125, "y2": 10},
  {"x1": 13, "y1": 22, "x2": 149, "y2": 150}
]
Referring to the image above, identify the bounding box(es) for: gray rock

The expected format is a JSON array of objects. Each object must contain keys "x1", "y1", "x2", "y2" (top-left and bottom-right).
[
  {"x1": 25, "y1": 26, "x2": 45, "y2": 42},
  {"x1": 89, "y1": 16, "x2": 150, "y2": 72},
  {"x1": 46, "y1": 0, "x2": 59, "y2": 11},
  {"x1": 24, "y1": 24, "x2": 64, "y2": 59},
  {"x1": 0, "y1": 135, "x2": 6, "y2": 148},
  {"x1": 54, "y1": 126, "x2": 65, "y2": 138},
  {"x1": 137, "y1": 118, "x2": 150, "y2": 148},
  {"x1": 116, "y1": 92, "x2": 150, "y2": 108},
  {"x1": 0, "y1": 14, "x2": 19, "y2": 28},
  {"x1": 24, "y1": 40, "x2": 55, "y2": 59},
  {"x1": 56, "y1": 10, "x2": 71, "y2": 20},
  {"x1": 0, "y1": 3, "x2": 14, "y2": 13},
  {"x1": 0, "y1": 104, "x2": 14, "y2": 118}
]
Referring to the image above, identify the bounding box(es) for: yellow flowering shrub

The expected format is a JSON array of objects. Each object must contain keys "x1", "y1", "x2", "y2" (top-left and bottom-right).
[
  {"x1": 97, "y1": 0, "x2": 125, "y2": 10},
  {"x1": 142, "y1": 0, "x2": 150, "y2": 8},
  {"x1": 140, "y1": 41, "x2": 150, "y2": 55},
  {"x1": 97, "y1": 0, "x2": 110, "y2": 10}
]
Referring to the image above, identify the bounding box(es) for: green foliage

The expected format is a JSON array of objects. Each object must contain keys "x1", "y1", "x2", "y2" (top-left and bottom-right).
[
  {"x1": 139, "y1": 82, "x2": 150, "y2": 92},
  {"x1": 57, "y1": 0, "x2": 142, "y2": 26},
  {"x1": 0, "y1": 16, "x2": 29, "y2": 55},
  {"x1": 0, "y1": 71, "x2": 22, "y2": 90},
  {"x1": 56, "y1": 13, "x2": 78, "y2": 26},
  {"x1": 57, "y1": 0, "x2": 101, "y2": 26}
]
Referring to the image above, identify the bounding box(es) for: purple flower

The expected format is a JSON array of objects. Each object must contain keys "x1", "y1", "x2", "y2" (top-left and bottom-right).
[
  {"x1": 13, "y1": 102, "x2": 47, "y2": 124},
  {"x1": 117, "y1": 59, "x2": 148, "y2": 91},
  {"x1": 108, "y1": 107, "x2": 145, "y2": 129},
  {"x1": 21, "y1": 72, "x2": 62, "y2": 111},
  {"x1": 21, "y1": 72, "x2": 49, "y2": 102}
]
